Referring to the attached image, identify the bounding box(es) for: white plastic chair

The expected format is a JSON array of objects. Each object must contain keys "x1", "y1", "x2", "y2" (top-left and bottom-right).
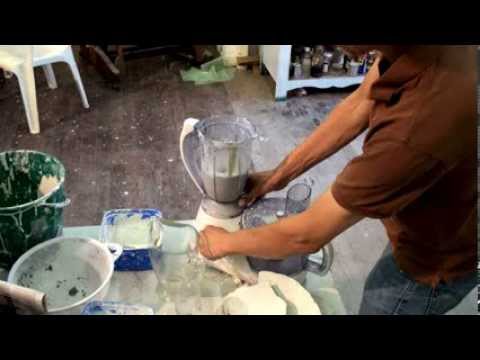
[{"x1": 0, "y1": 45, "x2": 89, "y2": 134}]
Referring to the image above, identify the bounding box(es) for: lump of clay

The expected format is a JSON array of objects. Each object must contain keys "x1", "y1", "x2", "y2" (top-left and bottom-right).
[
  {"x1": 221, "y1": 282, "x2": 287, "y2": 315},
  {"x1": 38, "y1": 176, "x2": 60, "y2": 196},
  {"x1": 258, "y1": 271, "x2": 321, "y2": 315}
]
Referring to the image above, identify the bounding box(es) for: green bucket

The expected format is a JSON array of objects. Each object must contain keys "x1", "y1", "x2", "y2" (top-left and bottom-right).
[{"x1": 0, "y1": 150, "x2": 70, "y2": 269}]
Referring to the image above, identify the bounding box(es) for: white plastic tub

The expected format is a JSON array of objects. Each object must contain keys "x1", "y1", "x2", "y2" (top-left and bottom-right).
[{"x1": 8, "y1": 237, "x2": 122, "y2": 315}]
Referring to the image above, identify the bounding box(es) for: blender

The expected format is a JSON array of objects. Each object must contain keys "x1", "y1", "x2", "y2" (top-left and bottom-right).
[
  {"x1": 180, "y1": 117, "x2": 333, "y2": 284},
  {"x1": 180, "y1": 117, "x2": 258, "y2": 284},
  {"x1": 180, "y1": 117, "x2": 257, "y2": 232}
]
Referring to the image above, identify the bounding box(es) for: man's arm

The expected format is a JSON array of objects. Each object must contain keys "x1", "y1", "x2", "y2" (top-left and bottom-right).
[
  {"x1": 268, "y1": 59, "x2": 380, "y2": 188},
  {"x1": 199, "y1": 187, "x2": 363, "y2": 260}
]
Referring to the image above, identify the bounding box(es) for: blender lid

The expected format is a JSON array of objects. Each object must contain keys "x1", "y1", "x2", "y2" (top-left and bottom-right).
[{"x1": 196, "y1": 117, "x2": 258, "y2": 146}]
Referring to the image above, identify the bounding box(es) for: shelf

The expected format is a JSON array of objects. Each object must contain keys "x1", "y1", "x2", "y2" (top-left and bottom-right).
[
  {"x1": 261, "y1": 45, "x2": 366, "y2": 101},
  {"x1": 289, "y1": 67, "x2": 362, "y2": 81},
  {"x1": 286, "y1": 75, "x2": 364, "y2": 92}
]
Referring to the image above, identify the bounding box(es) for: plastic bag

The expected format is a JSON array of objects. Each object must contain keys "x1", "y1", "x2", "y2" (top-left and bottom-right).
[{"x1": 181, "y1": 57, "x2": 235, "y2": 86}]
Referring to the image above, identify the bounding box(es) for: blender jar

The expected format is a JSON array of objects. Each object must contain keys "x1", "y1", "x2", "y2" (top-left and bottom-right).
[{"x1": 197, "y1": 118, "x2": 257, "y2": 203}]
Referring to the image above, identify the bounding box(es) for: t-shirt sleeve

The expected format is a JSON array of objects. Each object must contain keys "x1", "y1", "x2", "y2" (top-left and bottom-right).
[{"x1": 331, "y1": 139, "x2": 445, "y2": 219}]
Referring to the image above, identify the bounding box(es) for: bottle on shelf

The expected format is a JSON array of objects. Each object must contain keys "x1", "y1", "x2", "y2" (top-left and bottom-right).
[
  {"x1": 358, "y1": 54, "x2": 370, "y2": 75},
  {"x1": 347, "y1": 57, "x2": 362, "y2": 76},
  {"x1": 311, "y1": 45, "x2": 324, "y2": 78},
  {"x1": 291, "y1": 45, "x2": 303, "y2": 63},
  {"x1": 331, "y1": 47, "x2": 345, "y2": 71},
  {"x1": 322, "y1": 52, "x2": 333, "y2": 74},
  {"x1": 293, "y1": 56, "x2": 303, "y2": 79},
  {"x1": 343, "y1": 55, "x2": 350, "y2": 72},
  {"x1": 302, "y1": 47, "x2": 312, "y2": 78}
]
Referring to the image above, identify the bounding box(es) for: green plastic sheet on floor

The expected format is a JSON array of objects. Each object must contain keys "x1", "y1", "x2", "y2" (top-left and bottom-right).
[{"x1": 181, "y1": 57, "x2": 235, "y2": 85}]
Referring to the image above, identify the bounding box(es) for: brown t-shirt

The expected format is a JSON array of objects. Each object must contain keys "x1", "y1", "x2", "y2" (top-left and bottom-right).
[{"x1": 331, "y1": 46, "x2": 477, "y2": 286}]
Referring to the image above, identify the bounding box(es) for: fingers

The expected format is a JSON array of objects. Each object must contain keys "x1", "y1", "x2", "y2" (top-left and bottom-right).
[
  {"x1": 198, "y1": 226, "x2": 225, "y2": 259},
  {"x1": 239, "y1": 194, "x2": 254, "y2": 208},
  {"x1": 198, "y1": 230, "x2": 215, "y2": 259},
  {"x1": 238, "y1": 196, "x2": 249, "y2": 208},
  {"x1": 239, "y1": 186, "x2": 265, "y2": 208}
]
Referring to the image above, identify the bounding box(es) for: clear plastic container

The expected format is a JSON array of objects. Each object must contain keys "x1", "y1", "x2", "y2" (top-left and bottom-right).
[
  {"x1": 100, "y1": 208, "x2": 163, "y2": 271},
  {"x1": 149, "y1": 221, "x2": 204, "y2": 315}
]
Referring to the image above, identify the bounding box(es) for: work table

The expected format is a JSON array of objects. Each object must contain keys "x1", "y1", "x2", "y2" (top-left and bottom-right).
[{"x1": 0, "y1": 224, "x2": 347, "y2": 315}]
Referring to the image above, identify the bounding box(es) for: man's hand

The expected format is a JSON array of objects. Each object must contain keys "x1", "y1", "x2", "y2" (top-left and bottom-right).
[
  {"x1": 239, "y1": 170, "x2": 288, "y2": 207},
  {"x1": 198, "y1": 226, "x2": 233, "y2": 260}
]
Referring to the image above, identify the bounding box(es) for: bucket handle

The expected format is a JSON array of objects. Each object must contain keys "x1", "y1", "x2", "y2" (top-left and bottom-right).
[
  {"x1": 107, "y1": 243, "x2": 123, "y2": 261},
  {"x1": 39, "y1": 198, "x2": 71, "y2": 209}
]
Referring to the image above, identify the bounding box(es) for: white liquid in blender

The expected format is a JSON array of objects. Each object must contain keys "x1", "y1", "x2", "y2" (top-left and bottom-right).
[
  {"x1": 201, "y1": 152, "x2": 248, "y2": 203},
  {"x1": 201, "y1": 172, "x2": 248, "y2": 203}
]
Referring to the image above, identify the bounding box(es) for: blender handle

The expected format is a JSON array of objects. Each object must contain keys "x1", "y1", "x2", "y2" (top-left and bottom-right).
[
  {"x1": 179, "y1": 118, "x2": 204, "y2": 195},
  {"x1": 306, "y1": 243, "x2": 334, "y2": 276}
]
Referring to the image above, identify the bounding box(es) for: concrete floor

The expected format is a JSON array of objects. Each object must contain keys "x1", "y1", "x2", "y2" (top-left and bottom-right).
[{"x1": 0, "y1": 51, "x2": 477, "y2": 314}]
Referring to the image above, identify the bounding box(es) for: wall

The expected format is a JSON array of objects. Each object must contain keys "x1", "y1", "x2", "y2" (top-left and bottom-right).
[{"x1": 219, "y1": 45, "x2": 249, "y2": 66}]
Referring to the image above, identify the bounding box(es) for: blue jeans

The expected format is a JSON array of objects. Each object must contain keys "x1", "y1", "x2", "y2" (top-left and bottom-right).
[{"x1": 359, "y1": 245, "x2": 476, "y2": 315}]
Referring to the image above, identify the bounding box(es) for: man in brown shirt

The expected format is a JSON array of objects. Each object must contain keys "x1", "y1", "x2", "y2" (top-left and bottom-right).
[{"x1": 197, "y1": 46, "x2": 477, "y2": 315}]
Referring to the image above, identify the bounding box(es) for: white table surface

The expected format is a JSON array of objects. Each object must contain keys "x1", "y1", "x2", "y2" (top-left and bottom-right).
[
  {"x1": 1, "y1": 224, "x2": 347, "y2": 315},
  {"x1": 63, "y1": 224, "x2": 347, "y2": 315}
]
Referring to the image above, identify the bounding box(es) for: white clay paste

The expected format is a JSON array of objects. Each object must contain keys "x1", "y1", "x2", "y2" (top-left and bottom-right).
[{"x1": 221, "y1": 282, "x2": 287, "y2": 315}]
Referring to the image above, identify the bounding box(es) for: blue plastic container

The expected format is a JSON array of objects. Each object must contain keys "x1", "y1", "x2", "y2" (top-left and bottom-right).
[
  {"x1": 81, "y1": 301, "x2": 154, "y2": 315},
  {"x1": 100, "y1": 208, "x2": 162, "y2": 271}
]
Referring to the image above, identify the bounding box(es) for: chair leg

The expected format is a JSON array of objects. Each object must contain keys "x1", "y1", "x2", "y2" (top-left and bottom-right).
[
  {"x1": 16, "y1": 65, "x2": 40, "y2": 134},
  {"x1": 42, "y1": 64, "x2": 57, "y2": 89},
  {"x1": 64, "y1": 47, "x2": 90, "y2": 109}
]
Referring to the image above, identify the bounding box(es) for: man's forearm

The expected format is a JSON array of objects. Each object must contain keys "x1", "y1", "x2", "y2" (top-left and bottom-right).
[
  {"x1": 271, "y1": 94, "x2": 372, "y2": 186},
  {"x1": 270, "y1": 59, "x2": 380, "y2": 187},
  {"x1": 220, "y1": 189, "x2": 363, "y2": 259}
]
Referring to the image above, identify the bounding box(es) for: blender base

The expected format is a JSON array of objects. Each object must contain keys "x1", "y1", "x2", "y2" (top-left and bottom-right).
[
  {"x1": 193, "y1": 204, "x2": 242, "y2": 232},
  {"x1": 200, "y1": 198, "x2": 243, "y2": 219},
  {"x1": 193, "y1": 205, "x2": 258, "y2": 285}
]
